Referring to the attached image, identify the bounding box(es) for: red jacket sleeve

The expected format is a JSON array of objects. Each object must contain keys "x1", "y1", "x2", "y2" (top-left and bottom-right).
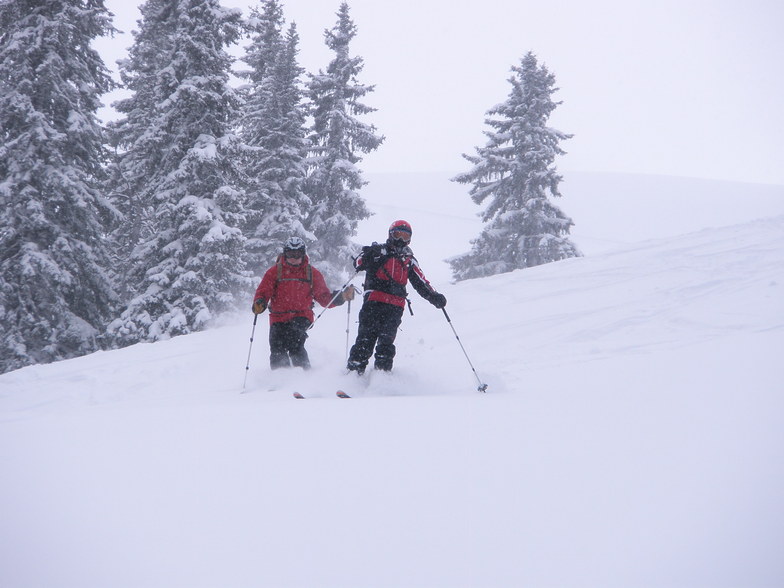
[
  {"x1": 409, "y1": 258, "x2": 439, "y2": 302},
  {"x1": 254, "y1": 266, "x2": 278, "y2": 303},
  {"x1": 311, "y1": 268, "x2": 343, "y2": 308}
]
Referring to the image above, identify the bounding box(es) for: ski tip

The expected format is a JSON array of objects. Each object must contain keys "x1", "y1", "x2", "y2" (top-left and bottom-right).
[
  {"x1": 293, "y1": 392, "x2": 305, "y2": 399},
  {"x1": 336, "y1": 390, "x2": 351, "y2": 398}
]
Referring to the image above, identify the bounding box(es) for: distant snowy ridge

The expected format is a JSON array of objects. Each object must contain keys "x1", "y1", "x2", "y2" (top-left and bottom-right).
[{"x1": 358, "y1": 171, "x2": 784, "y2": 285}]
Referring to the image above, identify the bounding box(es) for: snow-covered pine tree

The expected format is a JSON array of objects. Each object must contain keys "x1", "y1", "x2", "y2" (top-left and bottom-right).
[
  {"x1": 240, "y1": 0, "x2": 283, "y2": 82},
  {"x1": 0, "y1": 0, "x2": 120, "y2": 373},
  {"x1": 449, "y1": 52, "x2": 580, "y2": 282},
  {"x1": 305, "y1": 2, "x2": 383, "y2": 283},
  {"x1": 239, "y1": 2, "x2": 311, "y2": 276},
  {"x1": 106, "y1": 0, "x2": 252, "y2": 346},
  {"x1": 105, "y1": 0, "x2": 180, "y2": 284}
]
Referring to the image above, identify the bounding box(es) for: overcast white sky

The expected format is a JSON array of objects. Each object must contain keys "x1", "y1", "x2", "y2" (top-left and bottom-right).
[{"x1": 97, "y1": 0, "x2": 784, "y2": 185}]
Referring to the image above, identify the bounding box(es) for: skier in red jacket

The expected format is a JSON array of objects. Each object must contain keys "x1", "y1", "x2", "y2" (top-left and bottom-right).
[
  {"x1": 347, "y1": 220, "x2": 446, "y2": 374},
  {"x1": 253, "y1": 237, "x2": 354, "y2": 369}
]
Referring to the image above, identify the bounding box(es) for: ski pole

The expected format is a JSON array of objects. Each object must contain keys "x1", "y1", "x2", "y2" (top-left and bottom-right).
[
  {"x1": 241, "y1": 314, "x2": 259, "y2": 391},
  {"x1": 442, "y1": 308, "x2": 488, "y2": 392},
  {"x1": 345, "y1": 298, "x2": 352, "y2": 361},
  {"x1": 308, "y1": 275, "x2": 357, "y2": 331}
]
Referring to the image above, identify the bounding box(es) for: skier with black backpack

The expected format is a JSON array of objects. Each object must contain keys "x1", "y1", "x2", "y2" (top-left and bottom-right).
[
  {"x1": 347, "y1": 220, "x2": 447, "y2": 374},
  {"x1": 253, "y1": 237, "x2": 355, "y2": 369}
]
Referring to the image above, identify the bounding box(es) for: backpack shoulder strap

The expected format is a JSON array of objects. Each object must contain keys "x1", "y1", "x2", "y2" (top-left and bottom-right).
[
  {"x1": 274, "y1": 257, "x2": 314, "y2": 295},
  {"x1": 273, "y1": 257, "x2": 282, "y2": 299}
]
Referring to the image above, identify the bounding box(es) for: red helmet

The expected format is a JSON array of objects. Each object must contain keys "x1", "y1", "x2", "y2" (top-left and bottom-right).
[{"x1": 388, "y1": 220, "x2": 412, "y2": 244}]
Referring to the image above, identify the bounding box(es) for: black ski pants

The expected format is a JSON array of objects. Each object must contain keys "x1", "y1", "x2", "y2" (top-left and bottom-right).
[
  {"x1": 347, "y1": 300, "x2": 404, "y2": 373},
  {"x1": 269, "y1": 316, "x2": 311, "y2": 369}
]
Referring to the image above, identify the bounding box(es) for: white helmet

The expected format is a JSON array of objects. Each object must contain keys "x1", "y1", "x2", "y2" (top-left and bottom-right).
[{"x1": 283, "y1": 236, "x2": 306, "y2": 254}]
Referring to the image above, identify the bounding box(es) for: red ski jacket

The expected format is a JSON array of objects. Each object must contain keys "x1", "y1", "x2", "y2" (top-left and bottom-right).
[
  {"x1": 354, "y1": 242, "x2": 439, "y2": 308},
  {"x1": 254, "y1": 255, "x2": 342, "y2": 324}
]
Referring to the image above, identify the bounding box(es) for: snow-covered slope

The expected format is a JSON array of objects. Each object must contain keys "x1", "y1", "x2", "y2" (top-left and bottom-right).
[{"x1": 2, "y1": 210, "x2": 783, "y2": 587}]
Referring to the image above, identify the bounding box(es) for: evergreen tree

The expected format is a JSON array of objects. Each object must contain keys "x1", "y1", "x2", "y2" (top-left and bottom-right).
[
  {"x1": 305, "y1": 2, "x2": 383, "y2": 283},
  {"x1": 450, "y1": 52, "x2": 580, "y2": 282},
  {"x1": 0, "y1": 0, "x2": 119, "y2": 373},
  {"x1": 105, "y1": 0, "x2": 180, "y2": 281},
  {"x1": 106, "y1": 0, "x2": 252, "y2": 346},
  {"x1": 240, "y1": 0, "x2": 284, "y2": 83},
  {"x1": 239, "y1": 3, "x2": 311, "y2": 275}
]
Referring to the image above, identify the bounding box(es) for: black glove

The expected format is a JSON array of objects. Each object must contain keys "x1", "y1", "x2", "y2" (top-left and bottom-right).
[
  {"x1": 431, "y1": 293, "x2": 446, "y2": 309},
  {"x1": 356, "y1": 243, "x2": 382, "y2": 270},
  {"x1": 252, "y1": 298, "x2": 267, "y2": 314},
  {"x1": 329, "y1": 290, "x2": 346, "y2": 306}
]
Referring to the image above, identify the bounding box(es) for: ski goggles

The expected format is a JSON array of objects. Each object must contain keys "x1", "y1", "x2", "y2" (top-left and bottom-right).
[
  {"x1": 390, "y1": 229, "x2": 411, "y2": 243},
  {"x1": 284, "y1": 250, "x2": 305, "y2": 259}
]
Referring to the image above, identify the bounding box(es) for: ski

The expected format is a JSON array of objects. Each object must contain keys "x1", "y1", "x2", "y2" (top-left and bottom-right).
[{"x1": 293, "y1": 391, "x2": 350, "y2": 399}]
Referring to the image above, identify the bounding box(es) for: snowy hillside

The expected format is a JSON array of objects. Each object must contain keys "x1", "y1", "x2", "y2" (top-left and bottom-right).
[
  {"x1": 2, "y1": 204, "x2": 783, "y2": 587},
  {"x1": 358, "y1": 171, "x2": 784, "y2": 284}
]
